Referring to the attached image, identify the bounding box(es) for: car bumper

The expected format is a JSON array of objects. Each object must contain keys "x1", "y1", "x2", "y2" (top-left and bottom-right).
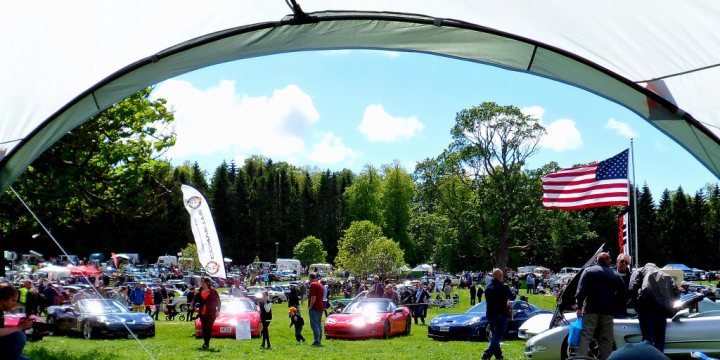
[
  {"x1": 324, "y1": 324, "x2": 384, "y2": 339},
  {"x1": 96, "y1": 324, "x2": 155, "y2": 338},
  {"x1": 195, "y1": 325, "x2": 261, "y2": 338},
  {"x1": 427, "y1": 324, "x2": 481, "y2": 340}
]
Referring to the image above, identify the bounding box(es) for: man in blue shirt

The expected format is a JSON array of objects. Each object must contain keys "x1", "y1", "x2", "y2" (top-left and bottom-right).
[
  {"x1": 129, "y1": 284, "x2": 146, "y2": 312},
  {"x1": 482, "y1": 269, "x2": 516, "y2": 360}
]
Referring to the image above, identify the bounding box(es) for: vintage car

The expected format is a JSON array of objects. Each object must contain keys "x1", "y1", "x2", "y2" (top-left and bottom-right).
[
  {"x1": 524, "y1": 293, "x2": 720, "y2": 360},
  {"x1": 325, "y1": 298, "x2": 411, "y2": 339},
  {"x1": 194, "y1": 298, "x2": 261, "y2": 338},
  {"x1": 46, "y1": 298, "x2": 155, "y2": 339},
  {"x1": 428, "y1": 300, "x2": 553, "y2": 341}
]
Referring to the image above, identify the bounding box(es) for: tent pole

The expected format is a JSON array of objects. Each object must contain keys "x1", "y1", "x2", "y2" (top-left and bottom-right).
[{"x1": 631, "y1": 139, "x2": 639, "y2": 267}]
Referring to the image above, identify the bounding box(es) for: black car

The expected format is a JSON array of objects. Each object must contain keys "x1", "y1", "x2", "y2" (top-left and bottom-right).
[{"x1": 47, "y1": 299, "x2": 155, "y2": 339}]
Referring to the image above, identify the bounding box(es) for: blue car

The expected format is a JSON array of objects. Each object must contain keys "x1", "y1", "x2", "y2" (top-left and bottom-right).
[{"x1": 428, "y1": 300, "x2": 552, "y2": 341}]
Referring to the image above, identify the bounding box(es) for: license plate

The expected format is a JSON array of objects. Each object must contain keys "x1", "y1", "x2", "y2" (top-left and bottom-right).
[
  {"x1": 220, "y1": 326, "x2": 232, "y2": 333},
  {"x1": 440, "y1": 326, "x2": 450, "y2": 332}
]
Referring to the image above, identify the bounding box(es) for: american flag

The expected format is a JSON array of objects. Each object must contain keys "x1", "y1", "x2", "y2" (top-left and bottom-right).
[{"x1": 542, "y1": 149, "x2": 629, "y2": 210}]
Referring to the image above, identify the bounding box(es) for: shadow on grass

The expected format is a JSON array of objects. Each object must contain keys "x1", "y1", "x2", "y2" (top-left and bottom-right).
[{"x1": 27, "y1": 348, "x2": 118, "y2": 360}]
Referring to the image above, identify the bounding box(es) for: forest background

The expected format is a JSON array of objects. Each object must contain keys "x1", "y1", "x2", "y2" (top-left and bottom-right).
[{"x1": 1, "y1": 89, "x2": 718, "y2": 273}]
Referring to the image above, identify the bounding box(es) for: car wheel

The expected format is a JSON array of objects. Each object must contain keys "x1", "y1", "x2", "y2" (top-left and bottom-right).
[
  {"x1": 561, "y1": 335, "x2": 602, "y2": 360},
  {"x1": 46, "y1": 316, "x2": 57, "y2": 336},
  {"x1": 484, "y1": 324, "x2": 492, "y2": 341},
  {"x1": 404, "y1": 317, "x2": 411, "y2": 335},
  {"x1": 383, "y1": 320, "x2": 390, "y2": 339},
  {"x1": 179, "y1": 304, "x2": 188, "y2": 312},
  {"x1": 82, "y1": 321, "x2": 93, "y2": 340}
]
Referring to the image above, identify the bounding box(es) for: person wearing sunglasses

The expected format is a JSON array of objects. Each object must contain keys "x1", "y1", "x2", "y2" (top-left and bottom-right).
[{"x1": 615, "y1": 254, "x2": 632, "y2": 317}]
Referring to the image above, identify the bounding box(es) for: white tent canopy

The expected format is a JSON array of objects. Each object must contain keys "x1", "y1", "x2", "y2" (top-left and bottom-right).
[
  {"x1": 1, "y1": 0, "x2": 719, "y2": 191},
  {"x1": 412, "y1": 264, "x2": 433, "y2": 272}
]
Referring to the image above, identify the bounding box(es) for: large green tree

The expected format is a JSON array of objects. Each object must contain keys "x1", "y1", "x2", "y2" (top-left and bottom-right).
[
  {"x1": 380, "y1": 162, "x2": 415, "y2": 262},
  {"x1": 0, "y1": 88, "x2": 180, "y2": 257},
  {"x1": 293, "y1": 235, "x2": 327, "y2": 267},
  {"x1": 344, "y1": 165, "x2": 383, "y2": 227},
  {"x1": 335, "y1": 220, "x2": 384, "y2": 279}
]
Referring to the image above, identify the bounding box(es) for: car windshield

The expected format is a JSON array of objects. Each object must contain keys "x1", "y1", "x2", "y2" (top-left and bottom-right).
[
  {"x1": 343, "y1": 300, "x2": 392, "y2": 314},
  {"x1": 221, "y1": 300, "x2": 256, "y2": 313},
  {"x1": 78, "y1": 299, "x2": 127, "y2": 314},
  {"x1": 466, "y1": 302, "x2": 487, "y2": 314}
]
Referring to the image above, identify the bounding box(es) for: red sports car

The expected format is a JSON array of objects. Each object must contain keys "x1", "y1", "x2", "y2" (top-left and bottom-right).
[
  {"x1": 194, "y1": 298, "x2": 261, "y2": 338},
  {"x1": 324, "y1": 298, "x2": 411, "y2": 339}
]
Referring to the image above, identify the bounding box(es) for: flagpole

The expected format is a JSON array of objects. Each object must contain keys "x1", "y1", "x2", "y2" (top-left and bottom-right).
[{"x1": 631, "y1": 139, "x2": 639, "y2": 267}]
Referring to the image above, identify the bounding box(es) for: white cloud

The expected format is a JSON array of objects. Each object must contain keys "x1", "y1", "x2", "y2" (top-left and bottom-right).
[
  {"x1": 522, "y1": 106, "x2": 545, "y2": 121},
  {"x1": 308, "y1": 132, "x2": 358, "y2": 164},
  {"x1": 151, "y1": 80, "x2": 319, "y2": 160},
  {"x1": 357, "y1": 104, "x2": 424, "y2": 142},
  {"x1": 540, "y1": 118, "x2": 583, "y2": 152},
  {"x1": 605, "y1": 118, "x2": 638, "y2": 138}
]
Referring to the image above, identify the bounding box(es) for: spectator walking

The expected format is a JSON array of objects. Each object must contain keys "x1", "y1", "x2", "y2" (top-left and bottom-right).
[
  {"x1": 185, "y1": 286, "x2": 196, "y2": 321},
  {"x1": 144, "y1": 288, "x2": 154, "y2": 315},
  {"x1": 308, "y1": 273, "x2": 324, "y2": 346},
  {"x1": 481, "y1": 269, "x2": 516, "y2": 360},
  {"x1": 152, "y1": 287, "x2": 163, "y2": 320},
  {"x1": 630, "y1": 263, "x2": 680, "y2": 353},
  {"x1": 321, "y1": 279, "x2": 330, "y2": 317},
  {"x1": 230, "y1": 279, "x2": 245, "y2": 297},
  {"x1": 0, "y1": 282, "x2": 33, "y2": 360},
  {"x1": 259, "y1": 290, "x2": 273, "y2": 349},
  {"x1": 288, "y1": 307, "x2": 305, "y2": 343},
  {"x1": 444, "y1": 282, "x2": 452, "y2": 299},
  {"x1": 287, "y1": 284, "x2": 301, "y2": 316},
  {"x1": 469, "y1": 283, "x2": 477, "y2": 306},
  {"x1": 575, "y1": 252, "x2": 626, "y2": 360},
  {"x1": 196, "y1": 277, "x2": 221, "y2": 350},
  {"x1": 413, "y1": 282, "x2": 430, "y2": 325}
]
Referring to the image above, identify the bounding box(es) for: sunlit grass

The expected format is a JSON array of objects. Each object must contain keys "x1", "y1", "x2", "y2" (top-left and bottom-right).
[{"x1": 26, "y1": 288, "x2": 559, "y2": 360}]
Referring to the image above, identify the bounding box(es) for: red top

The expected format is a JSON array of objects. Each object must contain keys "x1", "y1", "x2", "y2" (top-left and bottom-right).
[
  {"x1": 144, "y1": 289, "x2": 153, "y2": 306},
  {"x1": 308, "y1": 281, "x2": 324, "y2": 311}
]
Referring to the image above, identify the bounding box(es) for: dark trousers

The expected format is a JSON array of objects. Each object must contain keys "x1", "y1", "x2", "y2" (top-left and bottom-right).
[
  {"x1": 483, "y1": 315, "x2": 508, "y2": 359},
  {"x1": 199, "y1": 314, "x2": 216, "y2": 347},
  {"x1": 413, "y1": 305, "x2": 427, "y2": 324},
  {"x1": 638, "y1": 302, "x2": 669, "y2": 352},
  {"x1": 186, "y1": 307, "x2": 195, "y2": 321},
  {"x1": 294, "y1": 324, "x2": 305, "y2": 342},
  {"x1": 261, "y1": 320, "x2": 271, "y2": 347},
  {"x1": 0, "y1": 331, "x2": 29, "y2": 360}
]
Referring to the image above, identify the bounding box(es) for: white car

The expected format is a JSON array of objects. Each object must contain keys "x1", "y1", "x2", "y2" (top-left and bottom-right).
[{"x1": 524, "y1": 293, "x2": 720, "y2": 360}]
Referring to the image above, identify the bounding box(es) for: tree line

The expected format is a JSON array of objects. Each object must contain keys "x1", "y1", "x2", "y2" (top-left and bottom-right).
[{"x1": 1, "y1": 91, "x2": 718, "y2": 273}]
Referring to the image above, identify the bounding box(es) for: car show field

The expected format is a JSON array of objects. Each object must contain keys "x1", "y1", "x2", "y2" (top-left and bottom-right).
[{"x1": 24, "y1": 289, "x2": 540, "y2": 360}]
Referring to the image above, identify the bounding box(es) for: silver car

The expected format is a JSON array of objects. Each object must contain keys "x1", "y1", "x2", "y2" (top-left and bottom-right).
[{"x1": 524, "y1": 293, "x2": 720, "y2": 359}]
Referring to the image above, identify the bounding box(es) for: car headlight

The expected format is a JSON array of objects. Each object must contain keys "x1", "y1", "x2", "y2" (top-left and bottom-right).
[
  {"x1": 463, "y1": 317, "x2": 481, "y2": 326},
  {"x1": 326, "y1": 318, "x2": 337, "y2": 325},
  {"x1": 141, "y1": 316, "x2": 154, "y2": 323},
  {"x1": 350, "y1": 318, "x2": 366, "y2": 327},
  {"x1": 430, "y1": 317, "x2": 441, "y2": 325},
  {"x1": 95, "y1": 316, "x2": 112, "y2": 325}
]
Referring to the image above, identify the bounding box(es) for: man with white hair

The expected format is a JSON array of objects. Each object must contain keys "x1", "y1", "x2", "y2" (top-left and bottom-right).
[{"x1": 481, "y1": 269, "x2": 516, "y2": 360}]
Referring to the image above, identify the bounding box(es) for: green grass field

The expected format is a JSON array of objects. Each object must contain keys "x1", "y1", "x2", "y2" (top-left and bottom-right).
[{"x1": 25, "y1": 289, "x2": 558, "y2": 360}]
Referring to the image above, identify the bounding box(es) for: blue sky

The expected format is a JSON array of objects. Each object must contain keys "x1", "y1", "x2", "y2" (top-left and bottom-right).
[{"x1": 151, "y1": 50, "x2": 717, "y2": 199}]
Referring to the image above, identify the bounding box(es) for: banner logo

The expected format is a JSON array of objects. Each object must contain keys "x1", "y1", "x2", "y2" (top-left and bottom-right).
[{"x1": 186, "y1": 196, "x2": 202, "y2": 209}]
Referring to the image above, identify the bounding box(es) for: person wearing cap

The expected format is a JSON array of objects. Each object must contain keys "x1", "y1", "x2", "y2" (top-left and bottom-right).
[{"x1": 288, "y1": 306, "x2": 305, "y2": 343}]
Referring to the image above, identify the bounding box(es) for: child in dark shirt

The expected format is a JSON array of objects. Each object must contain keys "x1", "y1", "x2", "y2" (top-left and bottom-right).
[{"x1": 288, "y1": 307, "x2": 305, "y2": 343}]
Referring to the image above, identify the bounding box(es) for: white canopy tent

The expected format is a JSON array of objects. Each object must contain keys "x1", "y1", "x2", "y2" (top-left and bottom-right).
[
  {"x1": 412, "y1": 264, "x2": 433, "y2": 272},
  {"x1": 1, "y1": 0, "x2": 719, "y2": 192}
]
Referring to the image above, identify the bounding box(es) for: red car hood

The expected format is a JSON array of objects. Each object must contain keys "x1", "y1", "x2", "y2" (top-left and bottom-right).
[
  {"x1": 215, "y1": 311, "x2": 260, "y2": 325},
  {"x1": 327, "y1": 312, "x2": 388, "y2": 324}
]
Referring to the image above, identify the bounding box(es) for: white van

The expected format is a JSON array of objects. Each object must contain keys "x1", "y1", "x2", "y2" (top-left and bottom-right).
[
  {"x1": 276, "y1": 258, "x2": 302, "y2": 275},
  {"x1": 157, "y1": 255, "x2": 178, "y2": 268}
]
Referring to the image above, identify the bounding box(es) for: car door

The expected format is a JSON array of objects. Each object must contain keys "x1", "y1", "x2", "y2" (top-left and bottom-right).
[{"x1": 664, "y1": 299, "x2": 720, "y2": 354}]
